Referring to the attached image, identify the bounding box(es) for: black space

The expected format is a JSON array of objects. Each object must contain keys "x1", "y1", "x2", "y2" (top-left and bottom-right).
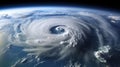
[{"x1": 0, "y1": 0, "x2": 119, "y2": 12}]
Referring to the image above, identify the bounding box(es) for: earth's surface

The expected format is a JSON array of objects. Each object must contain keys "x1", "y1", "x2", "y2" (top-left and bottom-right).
[{"x1": 0, "y1": 7, "x2": 120, "y2": 67}]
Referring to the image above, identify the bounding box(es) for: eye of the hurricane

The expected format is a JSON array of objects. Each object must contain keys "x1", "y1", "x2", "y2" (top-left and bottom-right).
[{"x1": 50, "y1": 25, "x2": 65, "y2": 34}]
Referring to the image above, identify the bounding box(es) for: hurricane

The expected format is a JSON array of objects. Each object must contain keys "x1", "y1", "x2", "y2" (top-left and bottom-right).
[{"x1": 0, "y1": 7, "x2": 120, "y2": 67}]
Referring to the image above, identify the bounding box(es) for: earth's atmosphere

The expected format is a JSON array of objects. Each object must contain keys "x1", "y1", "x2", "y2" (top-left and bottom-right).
[{"x1": 0, "y1": 7, "x2": 120, "y2": 67}]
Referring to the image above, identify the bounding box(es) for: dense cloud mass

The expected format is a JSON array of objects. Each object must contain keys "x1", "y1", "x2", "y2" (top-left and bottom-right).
[{"x1": 0, "y1": 8, "x2": 120, "y2": 67}]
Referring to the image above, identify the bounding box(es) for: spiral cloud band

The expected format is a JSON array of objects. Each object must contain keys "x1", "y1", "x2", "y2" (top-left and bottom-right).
[{"x1": 0, "y1": 8, "x2": 119, "y2": 67}]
